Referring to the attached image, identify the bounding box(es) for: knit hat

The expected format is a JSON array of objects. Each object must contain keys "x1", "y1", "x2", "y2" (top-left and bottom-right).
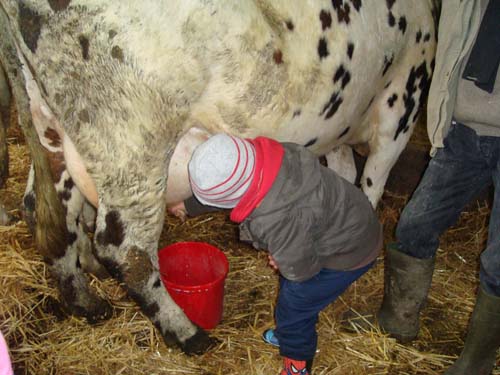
[{"x1": 188, "y1": 134, "x2": 256, "y2": 209}]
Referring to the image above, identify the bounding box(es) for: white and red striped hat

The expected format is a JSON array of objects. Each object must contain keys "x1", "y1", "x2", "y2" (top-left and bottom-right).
[{"x1": 188, "y1": 134, "x2": 256, "y2": 209}]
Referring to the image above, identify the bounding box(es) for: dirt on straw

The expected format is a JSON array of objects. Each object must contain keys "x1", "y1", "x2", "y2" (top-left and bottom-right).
[{"x1": 0, "y1": 112, "x2": 499, "y2": 374}]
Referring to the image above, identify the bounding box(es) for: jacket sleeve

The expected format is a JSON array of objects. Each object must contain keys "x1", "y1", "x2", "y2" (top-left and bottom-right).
[
  {"x1": 250, "y1": 208, "x2": 322, "y2": 282},
  {"x1": 184, "y1": 195, "x2": 224, "y2": 217}
]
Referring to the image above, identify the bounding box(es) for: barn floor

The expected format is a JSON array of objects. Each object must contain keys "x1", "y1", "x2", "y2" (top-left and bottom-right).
[{"x1": 0, "y1": 117, "x2": 499, "y2": 375}]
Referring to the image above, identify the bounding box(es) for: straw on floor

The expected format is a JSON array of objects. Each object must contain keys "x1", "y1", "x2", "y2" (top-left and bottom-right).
[{"x1": 0, "y1": 117, "x2": 499, "y2": 374}]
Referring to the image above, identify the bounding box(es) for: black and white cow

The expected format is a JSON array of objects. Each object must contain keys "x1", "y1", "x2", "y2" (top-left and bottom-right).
[{"x1": 0, "y1": 0, "x2": 438, "y2": 354}]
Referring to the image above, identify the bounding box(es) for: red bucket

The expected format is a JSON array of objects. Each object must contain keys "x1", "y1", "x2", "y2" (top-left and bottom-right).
[{"x1": 158, "y1": 242, "x2": 229, "y2": 330}]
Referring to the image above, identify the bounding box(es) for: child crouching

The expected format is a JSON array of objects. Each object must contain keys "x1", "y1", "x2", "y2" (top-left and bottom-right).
[{"x1": 184, "y1": 134, "x2": 382, "y2": 374}]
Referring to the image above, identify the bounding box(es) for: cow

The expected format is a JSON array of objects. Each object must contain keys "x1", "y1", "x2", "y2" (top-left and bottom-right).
[{"x1": 0, "y1": 0, "x2": 438, "y2": 355}]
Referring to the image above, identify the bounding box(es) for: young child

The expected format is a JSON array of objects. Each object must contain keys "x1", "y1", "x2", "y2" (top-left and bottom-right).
[
  {"x1": 0, "y1": 330, "x2": 13, "y2": 375},
  {"x1": 182, "y1": 133, "x2": 382, "y2": 375}
]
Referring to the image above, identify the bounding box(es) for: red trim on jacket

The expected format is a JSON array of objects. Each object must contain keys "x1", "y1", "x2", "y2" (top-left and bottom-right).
[{"x1": 229, "y1": 137, "x2": 284, "y2": 223}]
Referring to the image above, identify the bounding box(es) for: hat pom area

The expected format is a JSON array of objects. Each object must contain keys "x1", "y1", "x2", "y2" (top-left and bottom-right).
[{"x1": 188, "y1": 133, "x2": 256, "y2": 209}]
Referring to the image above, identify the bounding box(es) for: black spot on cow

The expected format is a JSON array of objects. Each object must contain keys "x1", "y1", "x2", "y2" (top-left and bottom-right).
[
  {"x1": 127, "y1": 289, "x2": 159, "y2": 317},
  {"x1": 99, "y1": 257, "x2": 122, "y2": 280},
  {"x1": 351, "y1": 0, "x2": 362, "y2": 12},
  {"x1": 44, "y1": 127, "x2": 61, "y2": 148},
  {"x1": 78, "y1": 109, "x2": 90, "y2": 123},
  {"x1": 58, "y1": 189, "x2": 71, "y2": 201},
  {"x1": 293, "y1": 109, "x2": 302, "y2": 118},
  {"x1": 431, "y1": 58, "x2": 435, "y2": 72},
  {"x1": 19, "y1": 3, "x2": 43, "y2": 53},
  {"x1": 398, "y1": 16, "x2": 407, "y2": 34},
  {"x1": 48, "y1": 0, "x2": 71, "y2": 12},
  {"x1": 24, "y1": 193, "x2": 35, "y2": 213},
  {"x1": 384, "y1": 81, "x2": 392, "y2": 89},
  {"x1": 54, "y1": 93, "x2": 64, "y2": 105},
  {"x1": 143, "y1": 302, "x2": 160, "y2": 317},
  {"x1": 382, "y1": 54, "x2": 394, "y2": 76},
  {"x1": 67, "y1": 231, "x2": 77, "y2": 246},
  {"x1": 64, "y1": 178, "x2": 74, "y2": 190},
  {"x1": 321, "y1": 91, "x2": 343, "y2": 120},
  {"x1": 318, "y1": 37, "x2": 329, "y2": 59},
  {"x1": 96, "y1": 210, "x2": 125, "y2": 247},
  {"x1": 347, "y1": 42, "x2": 355, "y2": 60},
  {"x1": 394, "y1": 61, "x2": 430, "y2": 141},
  {"x1": 388, "y1": 93, "x2": 398, "y2": 107},
  {"x1": 78, "y1": 35, "x2": 90, "y2": 60},
  {"x1": 424, "y1": 32, "x2": 431, "y2": 42},
  {"x1": 334, "y1": 65, "x2": 346, "y2": 83},
  {"x1": 338, "y1": 127, "x2": 350, "y2": 138},
  {"x1": 108, "y1": 30, "x2": 117, "y2": 40},
  {"x1": 153, "y1": 278, "x2": 162, "y2": 288},
  {"x1": 386, "y1": 0, "x2": 396, "y2": 10},
  {"x1": 273, "y1": 49, "x2": 283, "y2": 64},
  {"x1": 76, "y1": 256, "x2": 81, "y2": 269},
  {"x1": 416, "y1": 30, "x2": 422, "y2": 43},
  {"x1": 111, "y1": 46, "x2": 124, "y2": 62},
  {"x1": 341, "y1": 71, "x2": 351, "y2": 89},
  {"x1": 388, "y1": 11, "x2": 396, "y2": 27},
  {"x1": 332, "y1": 64, "x2": 352, "y2": 89},
  {"x1": 331, "y1": 0, "x2": 351, "y2": 24},
  {"x1": 304, "y1": 138, "x2": 317, "y2": 147},
  {"x1": 412, "y1": 107, "x2": 421, "y2": 123},
  {"x1": 285, "y1": 20, "x2": 294, "y2": 31},
  {"x1": 320, "y1": 9, "x2": 332, "y2": 30},
  {"x1": 366, "y1": 178, "x2": 373, "y2": 187}
]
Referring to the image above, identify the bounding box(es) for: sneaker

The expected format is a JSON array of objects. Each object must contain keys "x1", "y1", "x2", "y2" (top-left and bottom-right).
[
  {"x1": 262, "y1": 328, "x2": 280, "y2": 347},
  {"x1": 280, "y1": 357, "x2": 309, "y2": 375}
]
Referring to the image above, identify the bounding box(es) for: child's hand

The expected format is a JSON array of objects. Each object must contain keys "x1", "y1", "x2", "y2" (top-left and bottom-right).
[
  {"x1": 167, "y1": 201, "x2": 187, "y2": 222},
  {"x1": 268, "y1": 255, "x2": 279, "y2": 271}
]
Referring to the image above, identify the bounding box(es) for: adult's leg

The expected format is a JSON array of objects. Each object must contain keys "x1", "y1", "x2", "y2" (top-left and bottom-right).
[
  {"x1": 379, "y1": 123, "x2": 493, "y2": 342},
  {"x1": 445, "y1": 151, "x2": 500, "y2": 374}
]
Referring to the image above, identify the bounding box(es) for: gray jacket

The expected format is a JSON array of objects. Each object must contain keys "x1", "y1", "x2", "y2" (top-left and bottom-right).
[
  {"x1": 427, "y1": 0, "x2": 497, "y2": 152},
  {"x1": 239, "y1": 143, "x2": 382, "y2": 282}
]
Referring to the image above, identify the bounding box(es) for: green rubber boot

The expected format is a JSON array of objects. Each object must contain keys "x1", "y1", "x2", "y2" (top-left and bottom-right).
[
  {"x1": 444, "y1": 286, "x2": 500, "y2": 375},
  {"x1": 376, "y1": 244, "x2": 435, "y2": 343}
]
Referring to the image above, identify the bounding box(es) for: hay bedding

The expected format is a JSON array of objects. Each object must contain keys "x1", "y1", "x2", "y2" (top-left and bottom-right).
[{"x1": 1, "y1": 118, "x2": 499, "y2": 375}]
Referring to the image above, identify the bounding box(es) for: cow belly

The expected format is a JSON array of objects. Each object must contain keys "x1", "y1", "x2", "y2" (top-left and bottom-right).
[{"x1": 63, "y1": 125, "x2": 212, "y2": 209}]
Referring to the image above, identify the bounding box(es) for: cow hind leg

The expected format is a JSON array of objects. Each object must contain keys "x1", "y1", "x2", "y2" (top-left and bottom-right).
[
  {"x1": 93, "y1": 202, "x2": 216, "y2": 354},
  {"x1": 361, "y1": 58, "x2": 433, "y2": 207},
  {"x1": 58, "y1": 172, "x2": 108, "y2": 279},
  {"x1": 23, "y1": 164, "x2": 112, "y2": 322},
  {"x1": 0, "y1": 62, "x2": 10, "y2": 189}
]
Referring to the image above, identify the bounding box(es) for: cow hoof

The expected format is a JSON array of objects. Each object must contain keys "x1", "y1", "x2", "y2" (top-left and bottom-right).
[
  {"x1": 181, "y1": 327, "x2": 219, "y2": 355},
  {"x1": 62, "y1": 294, "x2": 114, "y2": 324},
  {"x1": 83, "y1": 298, "x2": 114, "y2": 324}
]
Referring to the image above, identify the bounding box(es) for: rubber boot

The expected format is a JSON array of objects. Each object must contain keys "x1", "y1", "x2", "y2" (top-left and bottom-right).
[
  {"x1": 444, "y1": 286, "x2": 500, "y2": 375},
  {"x1": 376, "y1": 244, "x2": 435, "y2": 343}
]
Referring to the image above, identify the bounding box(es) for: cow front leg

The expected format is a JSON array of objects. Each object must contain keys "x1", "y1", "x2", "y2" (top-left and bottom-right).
[{"x1": 93, "y1": 204, "x2": 215, "y2": 354}]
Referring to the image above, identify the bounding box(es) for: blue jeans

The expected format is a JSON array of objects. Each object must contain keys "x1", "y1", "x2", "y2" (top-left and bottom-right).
[
  {"x1": 396, "y1": 121, "x2": 500, "y2": 297},
  {"x1": 274, "y1": 262, "x2": 373, "y2": 360}
]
